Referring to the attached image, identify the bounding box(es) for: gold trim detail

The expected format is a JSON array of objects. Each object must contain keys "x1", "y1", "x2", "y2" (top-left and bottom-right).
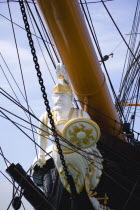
[
  {"x1": 53, "y1": 145, "x2": 76, "y2": 154},
  {"x1": 52, "y1": 83, "x2": 72, "y2": 96},
  {"x1": 53, "y1": 108, "x2": 74, "y2": 126},
  {"x1": 96, "y1": 193, "x2": 109, "y2": 205},
  {"x1": 59, "y1": 162, "x2": 83, "y2": 193},
  {"x1": 37, "y1": 132, "x2": 50, "y2": 137},
  {"x1": 62, "y1": 117, "x2": 101, "y2": 149},
  {"x1": 58, "y1": 75, "x2": 64, "y2": 79}
]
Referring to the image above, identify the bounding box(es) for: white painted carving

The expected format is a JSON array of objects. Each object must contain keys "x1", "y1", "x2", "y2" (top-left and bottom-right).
[{"x1": 36, "y1": 63, "x2": 104, "y2": 209}]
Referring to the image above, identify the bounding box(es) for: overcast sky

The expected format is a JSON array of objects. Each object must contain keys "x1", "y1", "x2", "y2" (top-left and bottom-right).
[{"x1": 0, "y1": 0, "x2": 139, "y2": 209}]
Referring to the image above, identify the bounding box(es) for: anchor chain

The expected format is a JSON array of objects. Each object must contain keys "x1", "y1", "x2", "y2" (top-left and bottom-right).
[{"x1": 18, "y1": 0, "x2": 77, "y2": 197}]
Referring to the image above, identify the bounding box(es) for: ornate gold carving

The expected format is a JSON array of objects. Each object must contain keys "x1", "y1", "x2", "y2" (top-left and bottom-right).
[
  {"x1": 62, "y1": 117, "x2": 101, "y2": 150},
  {"x1": 68, "y1": 122, "x2": 94, "y2": 147},
  {"x1": 83, "y1": 138, "x2": 89, "y2": 144},
  {"x1": 52, "y1": 84, "x2": 72, "y2": 96},
  {"x1": 37, "y1": 132, "x2": 50, "y2": 137},
  {"x1": 59, "y1": 163, "x2": 83, "y2": 193},
  {"x1": 58, "y1": 75, "x2": 64, "y2": 79},
  {"x1": 53, "y1": 145, "x2": 76, "y2": 154},
  {"x1": 73, "y1": 125, "x2": 80, "y2": 133},
  {"x1": 96, "y1": 193, "x2": 109, "y2": 205}
]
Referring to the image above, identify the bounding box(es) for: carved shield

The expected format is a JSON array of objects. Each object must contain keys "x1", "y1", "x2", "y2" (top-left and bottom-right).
[{"x1": 62, "y1": 117, "x2": 101, "y2": 150}]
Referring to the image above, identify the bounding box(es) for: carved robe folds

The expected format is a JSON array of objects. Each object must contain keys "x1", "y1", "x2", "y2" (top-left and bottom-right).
[{"x1": 38, "y1": 108, "x2": 103, "y2": 196}]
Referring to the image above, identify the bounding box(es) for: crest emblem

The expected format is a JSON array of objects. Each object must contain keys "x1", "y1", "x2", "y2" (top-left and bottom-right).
[{"x1": 62, "y1": 117, "x2": 101, "y2": 150}]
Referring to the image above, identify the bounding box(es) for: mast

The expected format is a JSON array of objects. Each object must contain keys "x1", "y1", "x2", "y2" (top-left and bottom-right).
[{"x1": 36, "y1": 0, "x2": 123, "y2": 138}]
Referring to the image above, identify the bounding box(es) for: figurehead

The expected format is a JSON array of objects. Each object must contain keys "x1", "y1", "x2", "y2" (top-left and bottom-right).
[
  {"x1": 52, "y1": 63, "x2": 73, "y2": 112},
  {"x1": 32, "y1": 62, "x2": 104, "y2": 210}
]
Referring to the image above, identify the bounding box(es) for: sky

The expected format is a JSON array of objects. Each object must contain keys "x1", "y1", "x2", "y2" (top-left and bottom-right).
[{"x1": 0, "y1": 0, "x2": 139, "y2": 209}]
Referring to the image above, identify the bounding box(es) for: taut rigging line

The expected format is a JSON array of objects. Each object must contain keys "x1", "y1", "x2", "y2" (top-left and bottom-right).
[
  {"x1": 19, "y1": 0, "x2": 78, "y2": 197},
  {"x1": 24, "y1": 2, "x2": 56, "y2": 84},
  {"x1": 101, "y1": 0, "x2": 140, "y2": 69},
  {"x1": 0, "y1": 170, "x2": 26, "y2": 210},
  {"x1": 7, "y1": 0, "x2": 38, "y2": 159},
  {"x1": 1, "y1": 99, "x2": 140, "y2": 203},
  {"x1": 25, "y1": 0, "x2": 56, "y2": 68},
  {"x1": 1, "y1": 99, "x2": 140, "y2": 185},
  {"x1": 0, "y1": 13, "x2": 52, "y2": 45},
  {"x1": 79, "y1": 0, "x2": 125, "y2": 121}
]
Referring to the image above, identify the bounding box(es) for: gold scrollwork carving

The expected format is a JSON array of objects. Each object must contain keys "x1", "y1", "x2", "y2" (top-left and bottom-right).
[{"x1": 68, "y1": 123, "x2": 94, "y2": 146}]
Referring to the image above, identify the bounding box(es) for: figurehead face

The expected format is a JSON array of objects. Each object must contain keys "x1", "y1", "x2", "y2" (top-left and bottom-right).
[
  {"x1": 52, "y1": 93, "x2": 73, "y2": 111},
  {"x1": 52, "y1": 84, "x2": 73, "y2": 111}
]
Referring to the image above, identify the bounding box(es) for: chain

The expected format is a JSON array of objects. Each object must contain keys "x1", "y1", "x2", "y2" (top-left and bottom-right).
[{"x1": 18, "y1": 0, "x2": 77, "y2": 197}]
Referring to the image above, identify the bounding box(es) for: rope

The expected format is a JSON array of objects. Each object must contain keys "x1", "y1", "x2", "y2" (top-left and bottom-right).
[
  {"x1": 0, "y1": 14, "x2": 51, "y2": 44},
  {"x1": 80, "y1": 0, "x2": 125, "y2": 120},
  {"x1": 24, "y1": 2, "x2": 56, "y2": 84},
  {"x1": 19, "y1": 0, "x2": 77, "y2": 197},
  {"x1": 32, "y1": 0, "x2": 60, "y2": 63},
  {"x1": 7, "y1": 0, "x2": 38, "y2": 160},
  {"x1": 25, "y1": 0, "x2": 56, "y2": 68},
  {"x1": 0, "y1": 171, "x2": 26, "y2": 210}
]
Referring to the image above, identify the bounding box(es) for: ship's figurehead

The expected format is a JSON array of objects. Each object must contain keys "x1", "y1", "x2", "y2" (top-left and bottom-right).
[{"x1": 32, "y1": 63, "x2": 106, "y2": 210}]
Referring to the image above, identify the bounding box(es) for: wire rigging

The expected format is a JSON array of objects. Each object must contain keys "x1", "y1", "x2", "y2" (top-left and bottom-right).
[
  {"x1": 0, "y1": 51, "x2": 43, "y2": 145},
  {"x1": 118, "y1": 1, "x2": 140, "y2": 101},
  {"x1": 117, "y1": 0, "x2": 140, "y2": 126},
  {"x1": 0, "y1": 147, "x2": 9, "y2": 168},
  {"x1": 79, "y1": 0, "x2": 113, "y2": 4},
  {"x1": 32, "y1": 0, "x2": 60, "y2": 63},
  {"x1": 25, "y1": 0, "x2": 56, "y2": 68},
  {"x1": 122, "y1": 179, "x2": 138, "y2": 210},
  {"x1": 131, "y1": 78, "x2": 140, "y2": 130},
  {"x1": 1, "y1": 92, "x2": 140, "y2": 204},
  {"x1": 1, "y1": 85, "x2": 140, "y2": 162},
  {"x1": 100, "y1": 0, "x2": 140, "y2": 69},
  {"x1": 0, "y1": 52, "x2": 36, "y2": 116},
  {"x1": 1, "y1": 1, "x2": 140, "y2": 209},
  {"x1": 1, "y1": 116, "x2": 139, "y2": 202},
  {"x1": 25, "y1": 2, "x2": 56, "y2": 84},
  {"x1": 7, "y1": 0, "x2": 39, "y2": 160},
  {"x1": 79, "y1": 0, "x2": 125, "y2": 121},
  {"x1": 1, "y1": 83, "x2": 139, "y2": 152},
  {"x1": 0, "y1": 13, "x2": 52, "y2": 45},
  {"x1": 0, "y1": 150, "x2": 57, "y2": 210},
  {"x1": 0, "y1": 62, "x2": 38, "y2": 131},
  {"x1": 0, "y1": 86, "x2": 132, "y2": 163},
  {"x1": 0, "y1": 171, "x2": 26, "y2": 210}
]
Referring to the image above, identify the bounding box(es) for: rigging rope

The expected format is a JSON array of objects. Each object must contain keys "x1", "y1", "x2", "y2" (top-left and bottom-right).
[
  {"x1": 122, "y1": 179, "x2": 138, "y2": 210},
  {"x1": 25, "y1": 2, "x2": 56, "y2": 84},
  {"x1": 25, "y1": 0, "x2": 56, "y2": 68},
  {"x1": 1, "y1": 96, "x2": 140, "y2": 204},
  {"x1": 32, "y1": 0, "x2": 60, "y2": 63},
  {"x1": 0, "y1": 147, "x2": 9, "y2": 168},
  {"x1": 2, "y1": 83, "x2": 140, "y2": 150},
  {"x1": 18, "y1": 0, "x2": 77, "y2": 197},
  {"x1": 101, "y1": 0, "x2": 140, "y2": 123},
  {"x1": 1, "y1": 84, "x2": 139, "y2": 146},
  {"x1": 1, "y1": 85, "x2": 140, "y2": 161},
  {"x1": 0, "y1": 13, "x2": 52, "y2": 44},
  {"x1": 0, "y1": 62, "x2": 38, "y2": 134},
  {"x1": 0, "y1": 170, "x2": 26, "y2": 210},
  {"x1": 1, "y1": 86, "x2": 137, "y2": 163},
  {"x1": 100, "y1": 0, "x2": 140, "y2": 69},
  {"x1": 79, "y1": 0, "x2": 125, "y2": 121},
  {"x1": 7, "y1": 0, "x2": 38, "y2": 160},
  {"x1": 1, "y1": 131, "x2": 140, "y2": 203},
  {"x1": 131, "y1": 78, "x2": 140, "y2": 130},
  {"x1": 79, "y1": 0, "x2": 114, "y2": 4},
  {"x1": 0, "y1": 1, "x2": 139, "y2": 208}
]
